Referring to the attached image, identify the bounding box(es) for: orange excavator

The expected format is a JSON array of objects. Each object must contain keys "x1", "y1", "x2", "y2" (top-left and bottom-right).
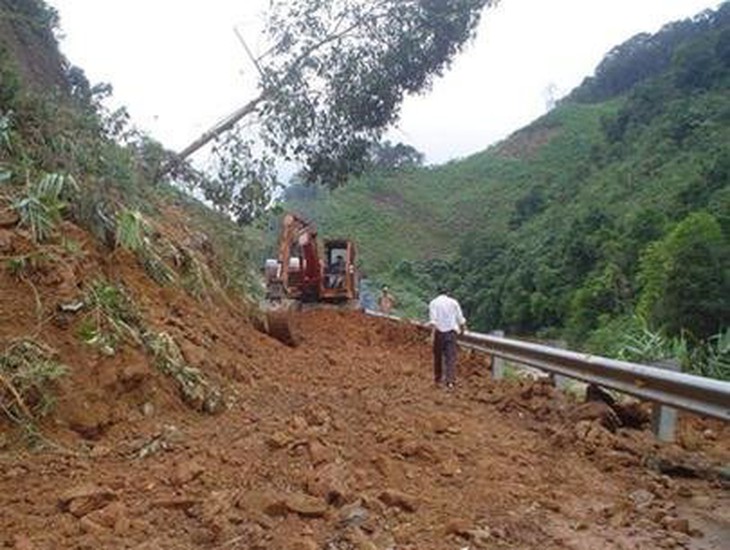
[{"x1": 263, "y1": 212, "x2": 359, "y2": 343}]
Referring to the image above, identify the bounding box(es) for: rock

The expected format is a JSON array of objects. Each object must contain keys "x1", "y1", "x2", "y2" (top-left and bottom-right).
[
  {"x1": 571, "y1": 402, "x2": 621, "y2": 432},
  {"x1": 59, "y1": 483, "x2": 117, "y2": 518},
  {"x1": 181, "y1": 383, "x2": 207, "y2": 411},
  {"x1": 85, "y1": 501, "x2": 129, "y2": 533},
  {"x1": 398, "y1": 439, "x2": 438, "y2": 463},
  {"x1": 239, "y1": 491, "x2": 288, "y2": 517},
  {"x1": 172, "y1": 459, "x2": 205, "y2": 486},
  {"x1": 0, "y1": 229, "x2": 13, "y2": 252},
  {"x1": 629, "y1": 489, "x2": 655, "y2": 510},
  {"x1": 119, "y1": 362, "x2": 149, "y2": 390},
  {"x1": 676, "y1": 485, "x2": 693, "y2": 498},
  {"x1": 203, "y1": 388, "x2": 226, "y2": 414},
  {"x1": 338, "y1": 501, "x2": 369, "y2": 528},
  {"x1": 440, "y1": 456, "x2": 462, "y2": 477},
  {"x1": 151, "y1": 497, "x2": 201, "y2": 510},
  {"x1": 141, "y1": 402, "x2": 155, "y2": 417},
  {"x1": 308, "y1": 439, "x2": 335, "y2": 466},
  {"x1": 285, "y1": 493, "x2": 328, "y2": 518},
  {"x1": 306, "y1": 462, "x2": 350, "y2": 504},
  {"x1": 179, "y1": 339, "x2": 208, "y2": 366},
  {"x1": 79, "y1": 516, "x2": 106, "y2": 535},
  {"x1": 304, "y1": 405, "x2": 330, "y2": 427},
  {"x1": 89, "y1": 445, "x2": 111, "y2": 458},
  {"x1": 163, "y1": 424, "x2": 185, "y2": 444},
  {"x1": 663, "y1": 516, "x2": 690, "y2": 534},
  {"x1": 445, "y1": 519, "x2": 472, "y2": 537},
  {"x1": 430, "y1": 413, "x2": 453, "y2": 434},
  {"x1": 378, "y1": 489, "x2": 418, "y2": 512},
  {"x1": 0, "y1": 208, "x2": 20, "y2": 228},
  {"x1": 290, "y1": 415, "x2": 308, "y2": 432},
  {"x1": 267, "y1": 430, "x2": 293, "y2": 450},
  {"x1": 290, "y1": 539, "x2": 318, "y2": 550},
  {"x1": 466, "y1": 527, "x2": 492, "y2": 544}
]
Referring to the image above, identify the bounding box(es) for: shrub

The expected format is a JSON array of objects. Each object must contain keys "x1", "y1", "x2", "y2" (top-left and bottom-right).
[{"x1": 0, "y1": 339, "x2": 67, "y2": 424}]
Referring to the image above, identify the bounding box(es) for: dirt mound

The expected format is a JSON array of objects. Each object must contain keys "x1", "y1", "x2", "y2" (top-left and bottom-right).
[{"x1": 0, "y1": 219, "x2": 728, "y2": 549}]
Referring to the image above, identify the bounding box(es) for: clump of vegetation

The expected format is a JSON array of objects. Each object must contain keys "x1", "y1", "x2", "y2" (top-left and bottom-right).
[
  {"x1": 176, "y1": 247, "x2": 216, "y2": 302},
  {"x1": 115, "y1": 207, "x2": 147, "y2": 252},
  {"x1": 590, "y1": 315, "x2": 730, "y2": 381},
  {"x1": 4, "y1": 250, "x2": 51, "y2": 278},
  {"x1": 144, "y1": 331, "x2": 225, "y2": 414},
  {"x1": 77, "y1": 280, "x2": 142, "y2": 355},
  {"x1": 11, "y1": 172, "x2": 78, "y2": 242},
  {"x1": 0, "y1": 339, "x2": 68, "y2": 425},
  {"x1": 73, "y1": 279, "x2": 226, "y2": 412},
  {"x1": 114, "y1": 207, "x2": 176, "y2": 286}
]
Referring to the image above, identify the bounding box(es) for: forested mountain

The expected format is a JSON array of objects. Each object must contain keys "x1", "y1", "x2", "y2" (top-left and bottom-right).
[{"x1": 283, "y1": 3, "x2": 730, "y2": 363}]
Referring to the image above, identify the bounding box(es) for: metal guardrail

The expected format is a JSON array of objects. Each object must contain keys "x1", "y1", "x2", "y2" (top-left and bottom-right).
[{"x1": 364, "y1": 310, "x2": 730, "y2": 422}]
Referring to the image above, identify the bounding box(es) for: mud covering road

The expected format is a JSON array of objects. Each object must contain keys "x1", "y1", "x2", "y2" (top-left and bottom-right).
[{"x1": 0, "y1": 305, "x2": 727, "y2": 549}]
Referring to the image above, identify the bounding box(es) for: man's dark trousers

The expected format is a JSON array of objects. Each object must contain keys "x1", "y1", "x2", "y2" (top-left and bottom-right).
[{"x1": 433, "y1": 330, "x2": 457, "y2": 384}]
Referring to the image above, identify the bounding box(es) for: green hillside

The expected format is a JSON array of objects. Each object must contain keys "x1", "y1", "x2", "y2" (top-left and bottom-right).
[
  {"x1": 284, "y1": 3, "x2": 730, "y2": 367},
  {"x1": 285, "y1": 102, "x2": 614, "y2": 294}
]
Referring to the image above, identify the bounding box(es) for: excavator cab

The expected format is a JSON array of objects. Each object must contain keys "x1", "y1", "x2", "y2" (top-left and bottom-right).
[{"x1": 321, "y1": 239, "x2": 358, "y2": 301}]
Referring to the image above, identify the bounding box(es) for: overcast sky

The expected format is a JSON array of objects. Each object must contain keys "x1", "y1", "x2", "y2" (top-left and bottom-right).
[{"x1": 48, "y1": 0, "x2": 721, "y2": 166}]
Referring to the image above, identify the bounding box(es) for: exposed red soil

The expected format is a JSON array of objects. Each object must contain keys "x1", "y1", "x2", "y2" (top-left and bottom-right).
[
  {"x1": 495, "y1": 124, "x2": 562, "y2": 160},
  {"x1": 0, "y1": 218, "x2": 728, "y2": 550}
]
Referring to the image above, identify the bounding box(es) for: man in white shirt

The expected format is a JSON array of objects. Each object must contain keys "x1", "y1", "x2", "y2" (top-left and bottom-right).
[{"x1": 428, "y1": 288, "x2": 466, "y2": 388}]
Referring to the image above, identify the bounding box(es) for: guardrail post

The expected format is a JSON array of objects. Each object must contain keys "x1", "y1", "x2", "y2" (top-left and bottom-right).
[
  {"x1": 548, "y1": 340, "x2": 571, "y2": 390},
  {"x1": 651, "y1": 359, "x2": 681, "y2": 442},
  {"x1": 489, "y1": 330, "x2": 505, "y2": 380}
]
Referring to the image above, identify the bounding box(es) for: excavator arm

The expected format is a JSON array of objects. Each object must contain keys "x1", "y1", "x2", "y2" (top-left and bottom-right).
[{"x1": 275, "y1": 213, "x2": 322, "y2": 297}]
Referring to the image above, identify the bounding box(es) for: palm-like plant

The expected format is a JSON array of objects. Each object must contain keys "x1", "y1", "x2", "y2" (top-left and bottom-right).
[
  {"x1": 12, "y1": 173, "x2": 79, "y2": 242},
  {"x1": 115, "y1": 208, "x2": 147, "y2": 252}
]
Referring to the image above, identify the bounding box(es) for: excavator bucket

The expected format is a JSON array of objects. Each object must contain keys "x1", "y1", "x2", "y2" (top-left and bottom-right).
[{"x1": 264, "y1": 302, "x2": 300, "y2": 347}]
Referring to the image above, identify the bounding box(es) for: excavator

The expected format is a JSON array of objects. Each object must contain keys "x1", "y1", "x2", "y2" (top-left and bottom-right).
[{"x1": 263, "y1": 212, "x2": 359, "y2": 344}]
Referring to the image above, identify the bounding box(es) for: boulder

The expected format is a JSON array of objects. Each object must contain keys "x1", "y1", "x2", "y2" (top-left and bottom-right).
[
  {"x1": 285, "y1": 493, "x2": 328, "y2": 518},
  {"x1": 0, "y1": 208, "x2": 19, "y2": 228},
  {"x1": 59, "y1": 483, "x2": 117, "y2": 518},
  {"x1": 378, "y1": 489, "x2": 418, "y2": 512}
]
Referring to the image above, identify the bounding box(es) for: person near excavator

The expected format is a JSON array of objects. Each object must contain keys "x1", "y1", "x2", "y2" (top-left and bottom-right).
[
  {"x1": 378, "y1": 285, "x2": 396, "y2": 314},
  {"x1": 428, "y1": 287, "x2": 466, "y2": 389}
]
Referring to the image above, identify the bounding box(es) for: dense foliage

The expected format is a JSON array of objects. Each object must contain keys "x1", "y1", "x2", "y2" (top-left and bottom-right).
[{"x1": 284, "y1": 4, "x2": 730, "y2": 375}]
